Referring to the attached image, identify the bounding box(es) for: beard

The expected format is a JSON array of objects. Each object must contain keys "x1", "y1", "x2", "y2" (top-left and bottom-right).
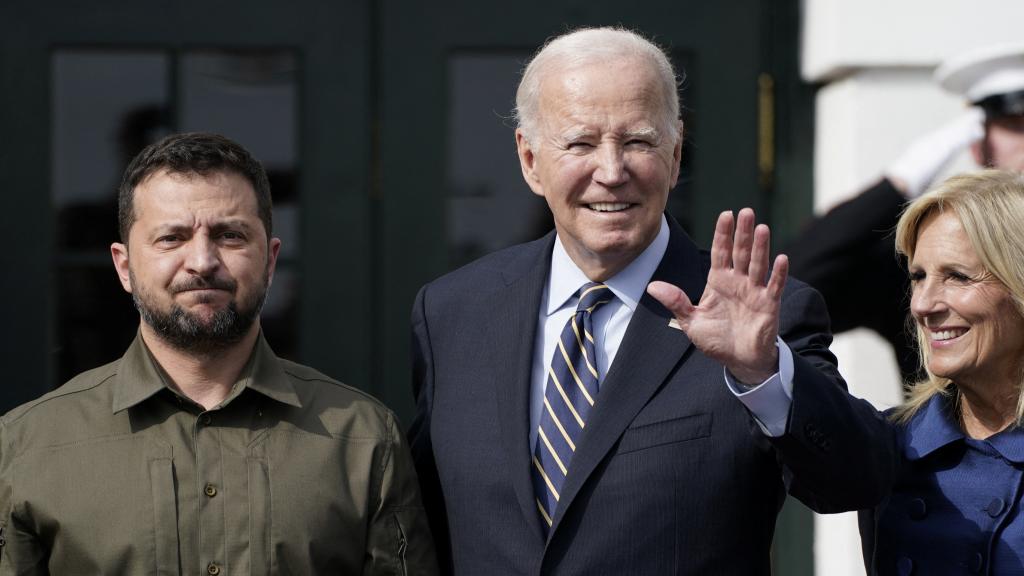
[{"x1": 131, "y1": 271, "x2": 269, "y2": 354}]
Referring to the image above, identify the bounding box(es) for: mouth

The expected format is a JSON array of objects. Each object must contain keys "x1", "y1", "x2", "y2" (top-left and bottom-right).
[
  {"x1": 586, "y1": 202, "x2": 633, "y2": 213},
  {"x1": 929, "y1": 327, "x2": 968, "y2": 342},
  {"x1": 177, "y1": 287, "x2": 229, "y2": 296}
]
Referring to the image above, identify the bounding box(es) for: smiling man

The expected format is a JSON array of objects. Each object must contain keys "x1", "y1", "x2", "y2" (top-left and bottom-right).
[
  {"x1": 0, "y1": 133, "x2": 437, "y2": 575},
  {"x1": 409, "y1": 27, "x2": 895, "y2": 575}
]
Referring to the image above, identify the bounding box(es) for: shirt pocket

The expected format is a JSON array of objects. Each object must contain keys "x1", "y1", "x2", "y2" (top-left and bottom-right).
[
  {"x1": 617, "y1": 412, "x2": 713, "y2": 454},
  {"x1": 12, "y1": 436, "x2": 177, "y2": 573},
  {"x1": 147, "y1": 446, "x2": 179, "y2": 576},
  {"x1": 247, "y1": 452, "x2": 271, "y2": 576}
]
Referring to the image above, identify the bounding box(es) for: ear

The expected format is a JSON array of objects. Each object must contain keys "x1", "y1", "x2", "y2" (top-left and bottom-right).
[
  {"x1": 669, "y1": 119, "x2": 684, "y2": 187},
  {"x1": 970, "y1": 139, "x2": 985, "y2": 167},
  {"x1": 111, "y1": 242, "x2": 133, "y2": 293},
  {"x1": 516, "y1": 129, "x2": 545, "y2": 198},
  {"x1": 266, "y1": 237, "x2": 282, "y2": 286}
]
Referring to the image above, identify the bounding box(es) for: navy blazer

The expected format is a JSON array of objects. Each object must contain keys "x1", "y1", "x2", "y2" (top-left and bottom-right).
[{"x1": 410, "y1": 218, "x2": 897, "y2": 575}]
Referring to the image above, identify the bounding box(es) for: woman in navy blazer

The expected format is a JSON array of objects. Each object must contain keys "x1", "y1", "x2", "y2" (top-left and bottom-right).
[{"x1": 863, "y1": 170, "x2": 1024, "y2": 575}]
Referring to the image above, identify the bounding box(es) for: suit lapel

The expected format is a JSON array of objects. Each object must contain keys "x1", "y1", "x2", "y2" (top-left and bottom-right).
[
  {"x1": 549, "y1": 219, "x2": 708, "y2": 537},
  {"x1": 487, "y1": 233, "x2": 556, "y2": 540}
]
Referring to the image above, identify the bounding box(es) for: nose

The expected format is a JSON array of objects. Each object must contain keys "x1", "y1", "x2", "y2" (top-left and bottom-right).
[
  {"x1": 184, "y1": 234, "x2": 221, "y2": 277},
  {"x1": 592, "y1": 143, "x2": 628, "y2": 187},
  {"x1": 910, "y1": 277, "x2": 945, "y2": 322}
]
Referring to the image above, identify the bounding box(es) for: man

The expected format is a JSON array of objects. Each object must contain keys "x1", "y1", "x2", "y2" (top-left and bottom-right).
[
  {"x1": 788, "y1": 42, "x2": 1024, "y2": 384},
  {"x1": 410, "y1": 28, "x2": 894, "y2": 575},
  {"x1": 0, "y1": 133, "x2": 437, "y2": 574}
]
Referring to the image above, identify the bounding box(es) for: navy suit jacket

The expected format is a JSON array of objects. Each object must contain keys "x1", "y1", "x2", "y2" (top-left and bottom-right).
[{"x1": 410, "y1": 218, "x2": 897, "y2": 575}]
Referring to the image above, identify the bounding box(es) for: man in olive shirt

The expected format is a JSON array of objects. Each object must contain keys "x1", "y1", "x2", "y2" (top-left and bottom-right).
[{"x1": 0, "y1": 133, "x2": 436, "y2": 575}]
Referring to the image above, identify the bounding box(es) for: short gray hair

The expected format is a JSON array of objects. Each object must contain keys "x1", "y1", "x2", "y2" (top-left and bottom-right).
[{"x1": 514, "y1": 27, "x2": 682, "y2": 143}]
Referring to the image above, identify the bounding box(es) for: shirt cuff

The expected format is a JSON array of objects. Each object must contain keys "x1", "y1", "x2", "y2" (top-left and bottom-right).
[{"x1": 723, "y1": 336, "x2": 795, "y2": 437}]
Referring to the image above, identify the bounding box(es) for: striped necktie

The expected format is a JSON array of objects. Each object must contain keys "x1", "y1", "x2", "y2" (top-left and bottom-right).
[{"x1": 532, "y1": 282, "x2": 614, "y2": 534}]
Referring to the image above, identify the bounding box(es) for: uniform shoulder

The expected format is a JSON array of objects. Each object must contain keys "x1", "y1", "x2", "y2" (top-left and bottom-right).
[
  {"x1": 1, "y1": 359, "x2": 118, "y2": 426},
  {"x1": 277, "y1": 359, "x2": 400, "y2": 440}
]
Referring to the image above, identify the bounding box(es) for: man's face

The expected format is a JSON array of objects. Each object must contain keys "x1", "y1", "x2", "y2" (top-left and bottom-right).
[
  {"x1": 110, "y1": 169, "x2": 281, "y2": 353},
  {"x1": 974, "y1": 115, "x2": 1024, "y2": 172},
  {"x1": 516, "y1": 56, "x2": 682, "y2": 280}
]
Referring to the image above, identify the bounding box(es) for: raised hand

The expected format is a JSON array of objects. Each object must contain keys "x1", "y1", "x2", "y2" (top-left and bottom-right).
[{"x1": 647, "y1": 208, "x2": 788, "y2": 384}]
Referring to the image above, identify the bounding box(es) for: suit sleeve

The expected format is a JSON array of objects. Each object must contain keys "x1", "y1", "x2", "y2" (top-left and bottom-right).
[
  {"x1": 407, "y1": 286, "x2": 453, "y2": 574},
  {"x1": 767, "y1": 282, "x2": 899, "y2": 513}
]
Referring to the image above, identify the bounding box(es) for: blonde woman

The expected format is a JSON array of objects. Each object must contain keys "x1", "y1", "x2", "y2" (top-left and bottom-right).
[{"x1": 864, "y1": 170, "x2": 1024, "y2": 574}]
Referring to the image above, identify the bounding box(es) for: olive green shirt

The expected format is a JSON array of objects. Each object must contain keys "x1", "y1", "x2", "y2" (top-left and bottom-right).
[{"x1": 0, "y1": 334, "x2": 437, "y2": 575}]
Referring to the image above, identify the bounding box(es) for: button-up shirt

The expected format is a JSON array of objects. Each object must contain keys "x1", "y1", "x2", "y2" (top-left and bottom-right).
[{"x1": 0, "y1": 334, "x2": 436, "y2": 575}]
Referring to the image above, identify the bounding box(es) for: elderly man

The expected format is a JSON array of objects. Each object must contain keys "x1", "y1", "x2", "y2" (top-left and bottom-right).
[
  {"x1": 0, "y1": 133, "x2": 436, "y2": 575},
  {"x1": 409, "y1": 27, "x2": 894, "y2": 575}
]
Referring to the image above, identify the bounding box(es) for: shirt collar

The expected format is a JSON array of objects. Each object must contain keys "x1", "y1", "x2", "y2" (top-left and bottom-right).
[
  {"x1": 546, "y1": 215, "x2": 670, "y2": 315},
  {"x1": 904, "y1": 393, "x2": 1024, "y2": 464},
  {"x1": 111, "y1": 331, "x2": 301, "y2": 413}
]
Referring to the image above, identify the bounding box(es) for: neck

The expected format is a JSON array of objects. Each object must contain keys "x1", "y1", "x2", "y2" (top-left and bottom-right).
[
  {"x1": 140, "y1": 323, "x2": 260, "y2": 410},
  {"x1": 563, "y1": 246, "x2": 639, "y2": 283},
  {"x1": 958, "y1": 381, "x2": 1018, "y2": 439}
]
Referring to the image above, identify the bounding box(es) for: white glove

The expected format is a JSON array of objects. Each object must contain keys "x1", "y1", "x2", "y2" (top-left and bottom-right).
[{"x1": 885, "y1": 108, "x2": 985, "y2": 198}]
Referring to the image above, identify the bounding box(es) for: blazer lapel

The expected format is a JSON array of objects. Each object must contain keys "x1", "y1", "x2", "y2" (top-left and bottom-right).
[
  {"x1": 549, "y1": 219, "x2": 708, "y2": 537},
  {"x1": 487, "y1": 233, "x2": 556, "y2": 540}
]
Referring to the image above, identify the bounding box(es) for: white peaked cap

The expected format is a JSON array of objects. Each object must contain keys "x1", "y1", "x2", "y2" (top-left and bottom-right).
[{"x1": 936, "y1": 43, "x2": 1024, "y2": 103}]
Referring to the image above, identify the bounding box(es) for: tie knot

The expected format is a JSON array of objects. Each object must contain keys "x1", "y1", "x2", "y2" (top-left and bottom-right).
[{"x1": 576, "y1": 283, "x2": 614, "y2": 314}]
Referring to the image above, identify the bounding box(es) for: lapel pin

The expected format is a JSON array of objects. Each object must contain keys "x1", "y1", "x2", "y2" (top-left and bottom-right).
[{"x1": 667, "y1": 318, "x2": 682, "y2": 331}]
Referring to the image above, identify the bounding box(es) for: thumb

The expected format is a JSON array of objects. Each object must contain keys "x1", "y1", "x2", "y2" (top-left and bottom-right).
[{"x1": 647, "y1": 281, "x2": 695, "y2": 321}]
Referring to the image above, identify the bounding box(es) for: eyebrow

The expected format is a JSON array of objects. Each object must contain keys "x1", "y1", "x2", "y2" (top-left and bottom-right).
[
  {"x1": 209, "y1": 219, "x2": 255, "y2": 233},
  {"x1": 560, "y1": 127, "x2": 593, "y2": 142},
  {"x1": 152, "y1": 219, "x2": 256, "y2": 236},
  {"x1": 624, "y1": 127, "x2": 661, "y2": 140},
  {"x1": 560, "y1": 126, "x2": 662, "y2": 141}
]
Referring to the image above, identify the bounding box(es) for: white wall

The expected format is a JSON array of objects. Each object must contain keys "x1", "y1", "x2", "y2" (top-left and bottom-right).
[{"x1": 801, "y1": 1, "x2": 1024, "y2": 575}]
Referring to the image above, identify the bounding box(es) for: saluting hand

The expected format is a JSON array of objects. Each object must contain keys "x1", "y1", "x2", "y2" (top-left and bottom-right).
[{"x1": 647, "y1": 208, "x2": 788, "y2": 385}]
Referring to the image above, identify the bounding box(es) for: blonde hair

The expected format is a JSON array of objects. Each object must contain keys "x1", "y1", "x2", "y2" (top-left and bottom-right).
[
  {"x1": 893, "y1": 170, "x2": 1024, "y2": 424},
  {"x1": 514, "y1": 26, "x2": 682, "y2": 145}
]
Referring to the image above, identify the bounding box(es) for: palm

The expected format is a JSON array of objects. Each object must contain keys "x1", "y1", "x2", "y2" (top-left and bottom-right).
[{"x1": 649, "y1": 209, "x2": 787, "y2": 384}]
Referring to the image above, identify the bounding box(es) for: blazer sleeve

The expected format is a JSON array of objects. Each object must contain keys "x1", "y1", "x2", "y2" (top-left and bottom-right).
[
  {"x1": 768, "y1": 282, "x2": 899, "y2": 513},
  {"x1": 407, "y1": 285, "x2": 454, "y2": 574}
]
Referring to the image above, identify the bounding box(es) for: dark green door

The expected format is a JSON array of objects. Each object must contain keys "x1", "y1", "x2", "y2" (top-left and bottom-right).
[{"x1": 0, "y1": 0, "x2": 373, "y2": 406}]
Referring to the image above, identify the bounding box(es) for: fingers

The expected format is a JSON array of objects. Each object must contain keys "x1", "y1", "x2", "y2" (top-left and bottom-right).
[
  {"x1": 767, "y1": 254, "x2": 789, "y2": 299},
  {"x1": 710, "y1": 211, "x2": 734, "y2": 270},
  {"x1": 647, "y1": 281, "x2": 695, "y2": 325},
  {"x1": 713, "y1": 208, "x2": 770, "y2": 285},
  {"x1": 732, "y1": 208, "x2": 755, "y2": 274},
  {"x1": 748, "y1": 223, "x2": 770, "y2": 283}
]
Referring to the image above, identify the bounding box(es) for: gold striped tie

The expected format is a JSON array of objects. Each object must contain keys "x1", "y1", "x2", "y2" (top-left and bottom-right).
[{"x1": 531, "y1": 282, "x2": 614, "y2": 534}]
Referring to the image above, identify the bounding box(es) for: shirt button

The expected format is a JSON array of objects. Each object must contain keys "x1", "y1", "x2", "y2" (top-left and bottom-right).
[
  {"x1": 207, "y1": 562, "x2": 221, "y2": 575},
  {"x1": 986, "y1": 497, "x2": 1006, "y2": 517},
  {"x1": 908, "y1": 498, "x2": 927, "y2": 520},
  {"x1": 204, "y1": 483, "x2": 218, "y2": 497},
  {"x1": 896, "y1": 556, "x2": 913, "y2": 576},
  {"x1": 200, "y1": 414, "x2": 212, "y2": 426}
]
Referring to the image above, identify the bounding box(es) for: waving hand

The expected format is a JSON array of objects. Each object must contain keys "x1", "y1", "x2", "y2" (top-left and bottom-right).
[{"x1": 647, "y1": 208, "x2": 788, "y2": 384}]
